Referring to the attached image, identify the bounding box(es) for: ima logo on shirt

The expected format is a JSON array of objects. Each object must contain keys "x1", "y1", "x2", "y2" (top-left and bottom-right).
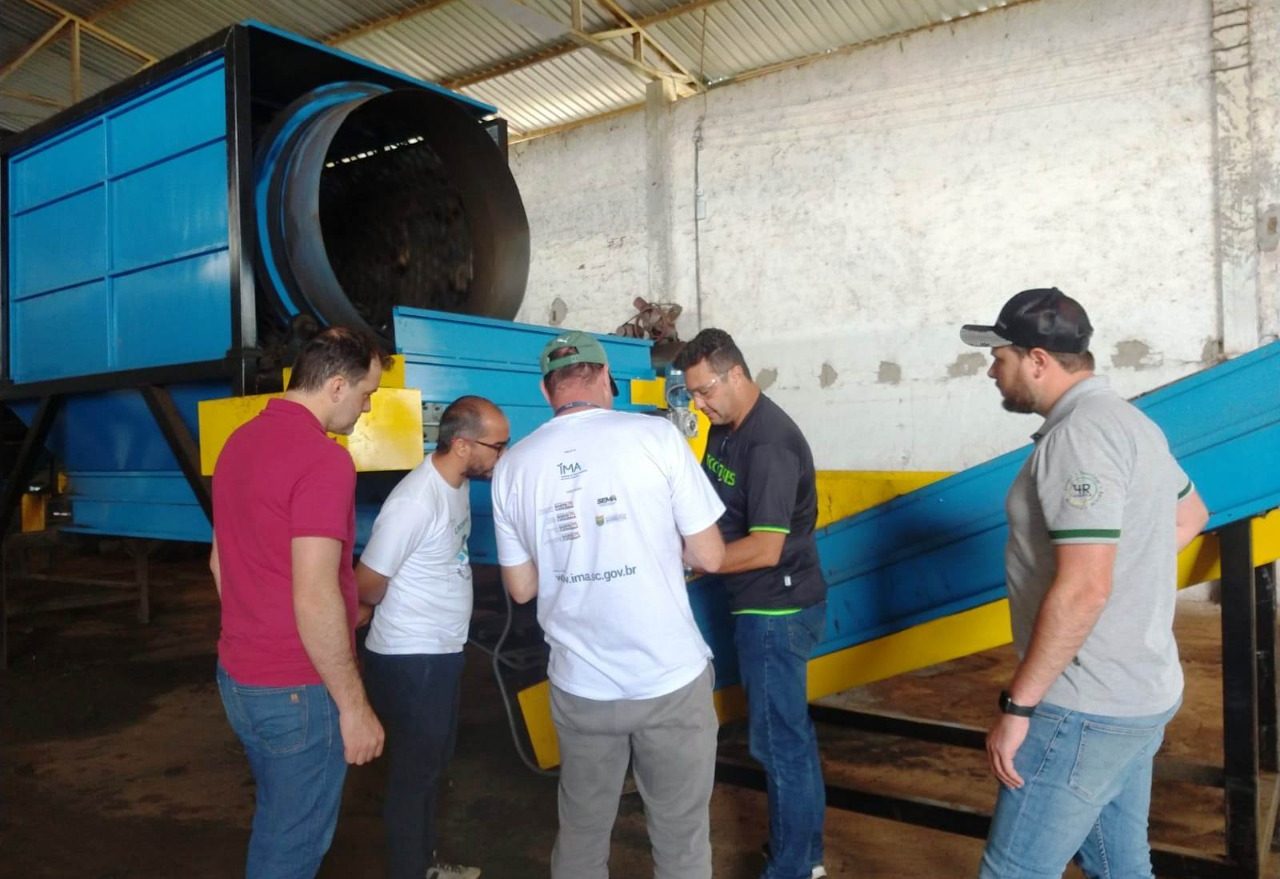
[
  {"x1": 557, "y1": 460, "x2": 585, "y2": 479},
  {"x1": 1064, "y1": 472, "x2": 1103, "y2": 508}
]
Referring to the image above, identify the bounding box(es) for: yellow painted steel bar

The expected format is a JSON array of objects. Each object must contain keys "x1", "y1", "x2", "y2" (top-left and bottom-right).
[{"x1": 198, "y1": 356, "x2": 423, "y2": 475}]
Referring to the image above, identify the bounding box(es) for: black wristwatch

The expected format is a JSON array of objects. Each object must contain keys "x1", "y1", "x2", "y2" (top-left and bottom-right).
[{"x1": 999, "y1": 689, "x2": 1037, "y2": 718}]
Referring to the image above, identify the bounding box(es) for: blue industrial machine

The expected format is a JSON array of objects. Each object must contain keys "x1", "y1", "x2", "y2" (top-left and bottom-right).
[
  {"x1": 0, "y1": 22, "x2": 540, "y2": 544},
  {"x1": 7, "y1": 21, "x2": 1280, "y2": 875}
]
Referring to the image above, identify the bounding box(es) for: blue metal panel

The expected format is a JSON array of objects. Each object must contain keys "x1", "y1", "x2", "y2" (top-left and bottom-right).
[
  {"x1": 113, "y1": 251, "x2": 231, "y2": 369},
  {"x1": 1138, "y1": 341, "x2": 1280, "y2": 528},
  {"x1": 65, "y1": 500, "x2": 211, "y2": 542},
  {"x1": 110, "y1": 140, "x2": 229, "y2": 273},
  {"x1": 107, "y1": 61, "x2": 226, "y2": 176},
  {"x1": 394, "y1": 306, "x2": 654, "y2": 379},
  {"x1": 394, "y1": 307, "x2": 656, "y2": 451},
  {"x1": 5, "y1": 58, "x2": 228, "y2": 383},
  {"x1": 469, "y1": 489, "x2": 497, "y2": 563},
  {"x1": 12, "y1": 281, "x2": 110, "y2": 381},
  {"x1": 47, "y1": 391, "x2": 184, "y2": 472},
  {"x1": 10, "y1": 186, "x2": 107, "y2": 300},
  {"x1": 8, "y1": 119, "x2": 105, "y2": 213},
  {"x1": 9, "y1": 383, "x2": 217, "y2": 472},
  {"x1": 60, "y1": 473, "x2": 207, "y2": 541},
  {"x1": 68, "y1": 472, "x2": 202, "y2": 503}
]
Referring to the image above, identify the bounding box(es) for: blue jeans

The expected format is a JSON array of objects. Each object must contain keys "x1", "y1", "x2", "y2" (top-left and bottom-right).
[
  {"x1": 979, "y1": 699, "x2": 1180, "y2": 879},
  {"x1": 735, "y1": 602, "x2": 827, "y2": 879},
  {"x1": 217, "y1": 664, "x2": 348, "y2": 879},
  {"x1": 362, "y1": 649, "x2": 465, "y2": 879}
]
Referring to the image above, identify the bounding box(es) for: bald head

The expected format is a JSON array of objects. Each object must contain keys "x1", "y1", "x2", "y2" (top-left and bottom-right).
[{"x1": 438, "y1": 396, "x2": 503, "y2": 453}]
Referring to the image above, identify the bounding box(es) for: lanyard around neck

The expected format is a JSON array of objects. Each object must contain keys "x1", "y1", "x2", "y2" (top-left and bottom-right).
[{"x1": 554, "y1": 400, "x2": 600, "y2": 417}]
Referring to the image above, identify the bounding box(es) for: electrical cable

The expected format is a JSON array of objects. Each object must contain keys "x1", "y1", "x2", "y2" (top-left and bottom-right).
[{"x1": 488, "y1": 584, "x2": 558, "y2": 778}]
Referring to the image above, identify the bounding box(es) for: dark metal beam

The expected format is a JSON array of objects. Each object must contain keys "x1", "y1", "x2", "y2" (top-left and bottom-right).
[
  {"x1": 140, "y1": 386, "x2": 212, "y2": 523},
  {"x1": 323, "y1": 0, "x2": 459, "y2": 46},
  {"x1": 443, "y1": 0, "x2": 724, "y2": 89},
  {"x1": 809, "y1": 704, "x2": 985, "y2": 749},
  {"x1": 715, "y1": 759, "x2": 992, "y2": 839},
  {"x1": 1221, "y1": 519, "x2": 1262, "y2": 876},
  {"x1": 1255, "y1": 561, "x2": 1278, "y2": 773}
]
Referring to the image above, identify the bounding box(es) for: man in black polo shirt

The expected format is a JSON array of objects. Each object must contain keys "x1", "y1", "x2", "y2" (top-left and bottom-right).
[{"x1": 674, "y1": 329, "x2": 828, "y2": 879}]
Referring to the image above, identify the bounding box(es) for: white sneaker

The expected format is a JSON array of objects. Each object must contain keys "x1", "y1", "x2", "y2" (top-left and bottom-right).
[
  {"x1": 426, "y1": 864, "x2": 480, "y2": 879},
  {"x1": 760, "y1": 843, "x2": 828, "y2": 879}
]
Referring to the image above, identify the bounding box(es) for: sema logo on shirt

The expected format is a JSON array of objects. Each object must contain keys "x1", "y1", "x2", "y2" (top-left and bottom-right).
[{"x1": 1064, "y1": 471, "x2": 1103, "y2": 508}]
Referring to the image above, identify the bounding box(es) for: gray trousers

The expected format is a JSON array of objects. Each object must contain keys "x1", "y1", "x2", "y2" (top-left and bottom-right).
[{"x1": 550, "y1": 662, "x2": 718, "y2": 879}]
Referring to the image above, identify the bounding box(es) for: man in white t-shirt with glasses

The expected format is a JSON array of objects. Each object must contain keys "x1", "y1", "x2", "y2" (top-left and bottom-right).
[
  {"x1": 491, "y1": 330, "x2": 727, "y2": 879},
  {"x1": 357, "y1": 395, "x2": 509, "y2": 879}
]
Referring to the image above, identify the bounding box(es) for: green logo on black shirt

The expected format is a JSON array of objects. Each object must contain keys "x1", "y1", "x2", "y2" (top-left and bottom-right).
[{"x1": 705, "y1": 452, "x2": 736, "y2": 487}]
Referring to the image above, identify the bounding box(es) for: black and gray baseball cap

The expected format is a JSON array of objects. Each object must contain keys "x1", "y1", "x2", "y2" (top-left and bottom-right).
[{"x1": 960, "y1": 288, "x2": 1093, "y2": 354}]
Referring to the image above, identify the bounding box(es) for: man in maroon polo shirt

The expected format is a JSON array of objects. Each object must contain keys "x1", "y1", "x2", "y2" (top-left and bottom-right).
[{"x1": 210, "y1": 327, "x2": 390, "y2": 879}]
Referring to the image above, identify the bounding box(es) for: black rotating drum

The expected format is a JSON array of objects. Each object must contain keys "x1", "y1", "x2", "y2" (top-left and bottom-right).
[{"x1": 255, "y1": 82, "x2": 529, "y2": 343}]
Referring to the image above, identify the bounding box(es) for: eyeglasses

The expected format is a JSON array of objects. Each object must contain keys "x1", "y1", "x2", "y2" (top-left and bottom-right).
[
  {"x1": 687, "y1": 372, "x2": 728, "y2": 400},
  {"x1": 472, "y1": 439, "x2": 509, "y2": 453}
]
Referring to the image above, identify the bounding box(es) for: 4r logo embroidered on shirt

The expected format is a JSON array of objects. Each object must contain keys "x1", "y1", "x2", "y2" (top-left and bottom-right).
[{"x1": 1064, "y1": 472, "x2": 1103, "y2": 508}]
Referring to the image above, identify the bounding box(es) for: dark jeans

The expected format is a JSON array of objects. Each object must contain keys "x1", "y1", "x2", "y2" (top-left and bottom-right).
[
  {"x1": 217, "y1": 663, "x2": 347, "y2": 879},
  {"x1": 735, "y1": 603, "x2": 827, "y2": 879},
  {"x1": 363, "y1": 649, "x2": 466, "y2": 879}
]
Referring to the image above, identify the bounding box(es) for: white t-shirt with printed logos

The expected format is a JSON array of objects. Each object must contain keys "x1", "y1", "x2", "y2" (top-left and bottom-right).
[
  {"x1": 362, "y1": 457, "x2": 473, "y2": 655},
  {"x1": 491, "y1": 407, "x2": 725, "y2": 700}
]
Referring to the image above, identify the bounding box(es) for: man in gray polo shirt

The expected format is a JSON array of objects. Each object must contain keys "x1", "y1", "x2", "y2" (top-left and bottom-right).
[{"x1": 960, "y1": 288, "x2": 1209, "y2": 878}]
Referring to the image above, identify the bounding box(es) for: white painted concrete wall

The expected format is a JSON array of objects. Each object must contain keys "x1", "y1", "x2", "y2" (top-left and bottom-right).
[
  {"x1": 509, "y1": 0, "x2": 1273, "y2": 472},
  {"x1": 510, "y1": 111, "x2": 650, "y2": 334}
]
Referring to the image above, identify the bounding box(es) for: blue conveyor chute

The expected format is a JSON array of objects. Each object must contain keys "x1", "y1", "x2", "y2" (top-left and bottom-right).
[{"x1": 691, "y1": 339, "x2": 1280, "y2": 691}]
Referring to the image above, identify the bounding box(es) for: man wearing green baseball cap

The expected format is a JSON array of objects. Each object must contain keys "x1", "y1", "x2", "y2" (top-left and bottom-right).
[{"x1": 491, "y1": 328, "x2": 727, "y2": 878}]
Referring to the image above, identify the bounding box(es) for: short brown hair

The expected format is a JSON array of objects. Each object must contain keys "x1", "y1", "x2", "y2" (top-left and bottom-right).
[{"x1": 287, "y1": 326, "x2": 391, "y2": 392}]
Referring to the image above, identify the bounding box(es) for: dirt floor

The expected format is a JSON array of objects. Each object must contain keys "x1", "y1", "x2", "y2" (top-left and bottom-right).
[{"x1": 0, "y1": 538, "x2": 1274, "y2": 878}]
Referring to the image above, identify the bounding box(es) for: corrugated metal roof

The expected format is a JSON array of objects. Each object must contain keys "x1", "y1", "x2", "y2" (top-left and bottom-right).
[
  {"x1": 466, "y1": 47, "x2": 648, "y2": 131},
  {"x1": 1, "y1": 0, "x2": 1024, "y2": 139}
]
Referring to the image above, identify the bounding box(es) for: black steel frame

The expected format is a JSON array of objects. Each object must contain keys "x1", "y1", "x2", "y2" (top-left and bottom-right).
[
  {"x1": 140, "y1": 386, "x2": 213, "y2": 521},
  {"x1": 0, "y1": 388, "x2": 210, "y2": 667},
  {"x1": 717, "y1": 518, "x2": 1278, "y2": 878}
]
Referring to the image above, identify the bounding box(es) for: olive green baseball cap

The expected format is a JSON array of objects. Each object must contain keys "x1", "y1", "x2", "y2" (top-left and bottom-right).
[{"x1": 540, "y1": 330, "x2": 610, "y2": 375}]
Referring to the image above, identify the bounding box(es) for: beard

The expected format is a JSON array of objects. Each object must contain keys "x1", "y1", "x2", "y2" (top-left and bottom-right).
[
  {"x1": 1000, "y1": 388, "x2": 1036, "y2": 414},
  {"x1": 464, "y1": 463, "x2": 495, "y2": 480}
]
